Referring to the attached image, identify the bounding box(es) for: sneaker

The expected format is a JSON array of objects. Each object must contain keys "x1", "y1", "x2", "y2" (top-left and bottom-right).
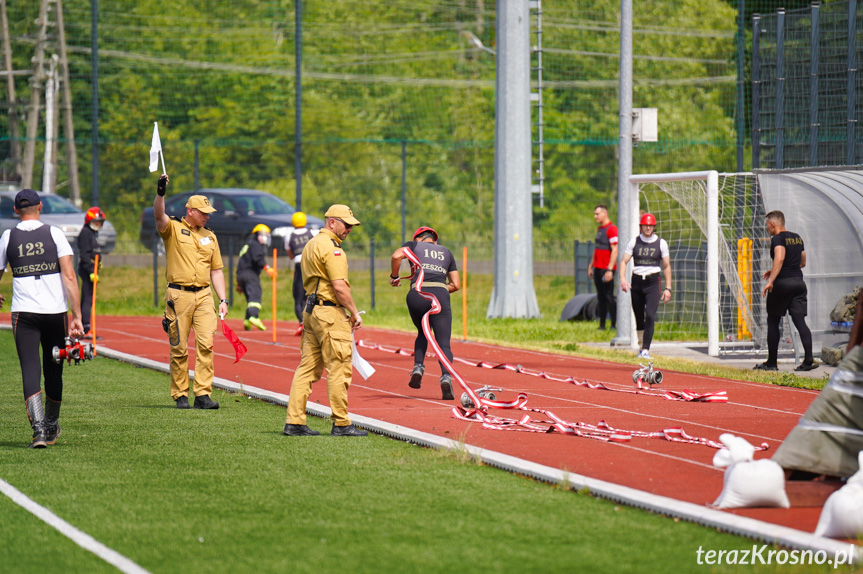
[
  {"x1": 283, "y1": 424, "x2": 321, "y2": 436},
  {"x1": 175, "y1": 396, "x2": 190, "y2": 409},
  {"x1": 754, "y1": 362, "x2": 778, "y2": 371},
  {"x1": 243, "y1": 319, "x2": 252, "y2": 331},
  {"x1": 795, "y1": 361, "x2": 818, "y2": 372},
  {"x1": 440, "y1": 374, "x2": 455, "y2": 400},
  {"x1": 408, "y1": 364, "x2": 424, "y2": 389},
  {"x1": 248, "y1": 317, "x2": 266, "y2": 331},
  {"x1": 331, "y1": 424, "x2": 368, "y2": 437},
  {"x1": 193, "y1": 395, "x2": 220, "y2": 410},
  {"x1": 637, "y1": 349, "x2": 651, "y2": 360},
  {"x1": 294, "y1": 324, "x2": 304, "y2": 336}
]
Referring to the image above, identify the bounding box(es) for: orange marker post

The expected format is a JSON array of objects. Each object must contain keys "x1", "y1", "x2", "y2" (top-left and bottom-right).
[
  {"x1": 462, "y1": 246, "x2": 467, "y2": 341},
  {"x1": 91, "y1": 254, "x2": 99, "y2": 354},
  {"x1": 272, "y1": 248, "x2": 278, "y2": 343}
]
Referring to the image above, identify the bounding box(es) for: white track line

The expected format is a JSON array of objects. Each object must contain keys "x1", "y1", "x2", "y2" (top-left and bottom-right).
[
  {"x1": 0, "y1": 477, "x2": 150, "y2": 574},
  {"x1": 95, "y1": 345, "x2": 859, "y2": 560}
]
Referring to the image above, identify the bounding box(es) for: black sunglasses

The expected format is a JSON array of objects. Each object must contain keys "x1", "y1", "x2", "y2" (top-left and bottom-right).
[{"x1": 335, "y1": 218, "x2": 353, "y2": 229}]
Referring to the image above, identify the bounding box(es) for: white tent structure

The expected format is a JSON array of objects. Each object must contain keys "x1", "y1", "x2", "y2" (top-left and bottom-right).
[{"x1": 757, "y1": 168, "x2": 863, "y2": 353}]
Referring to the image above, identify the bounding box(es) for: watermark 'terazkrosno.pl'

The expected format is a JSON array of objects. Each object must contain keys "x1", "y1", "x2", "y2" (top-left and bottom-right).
[{"x1": 696, "y1": 545, "x2": 857, "y2": 567}]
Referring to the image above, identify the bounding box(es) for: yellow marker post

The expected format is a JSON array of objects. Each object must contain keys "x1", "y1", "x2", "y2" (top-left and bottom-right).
[
  {"x1": 91, "y1": 254, "x2": 99, "y2": 355},
  {"x1": 737, "y1": 238, "x2": 753, "y2": 340},
  {"x1": 462, "y1": 246, "x2": 468, "y2": 341},
  {"x1": 272, "y1": 248, "x2": 277, "y2": 343}
]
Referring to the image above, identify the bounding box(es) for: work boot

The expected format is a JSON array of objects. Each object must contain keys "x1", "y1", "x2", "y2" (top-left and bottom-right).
[
  {"x1": 175, "y1": 395, "x2": 190, "y2": 409},
  {"x1": 408, "y1": 364, "x2": 424, "y2": 389},
  {"x1": 44, "y1": 399, "x2": 61, "y2": 445},
  {"x1": 440, "y1": 374, "x2": 455, "y2": 400},
  {"x1": 331, "y1": 424, "x2": 368, "y2": 436},
  {"x1": 248, "y1": 317, "x2": 266, "y2": 331},
  {"x1": 283, "y1": 424, "x2": 321, "y2": 436},
  {"x1": 25, "y1": 395, "x2": 47, "y2": 449},
  {"x1": 193, "y1": 395, "x2": 220, "y2": 410}
]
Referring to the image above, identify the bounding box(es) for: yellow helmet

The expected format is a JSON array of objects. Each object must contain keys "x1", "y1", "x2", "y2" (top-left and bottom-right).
[
  {"x1": 252, "y1": 223, "x2": 271, "y2": 235},
  {"x1": 292, "y1": 211, "x2": 307, "y2": 228}
]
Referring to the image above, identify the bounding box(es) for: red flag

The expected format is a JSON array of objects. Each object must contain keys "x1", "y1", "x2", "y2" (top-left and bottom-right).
[{"x1": 221, "y1": 319, "x2": 248, "y2": 363}]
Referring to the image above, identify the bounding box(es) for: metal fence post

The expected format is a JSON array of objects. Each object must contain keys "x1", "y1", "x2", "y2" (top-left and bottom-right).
[{"x1": 752, "y1": 13, "x2": 762, "y2": 169}]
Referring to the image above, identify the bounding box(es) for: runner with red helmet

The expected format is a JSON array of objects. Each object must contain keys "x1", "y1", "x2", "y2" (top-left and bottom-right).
[
  {"x1": 619, "y1": 213, "x2": 672, "y2": 360},
  {"x1": 77, "y1": 207, "x2": 106, "y2": 337},
  {"x1": 389, "y1": 226, "x2": 461, "y2": 400}
]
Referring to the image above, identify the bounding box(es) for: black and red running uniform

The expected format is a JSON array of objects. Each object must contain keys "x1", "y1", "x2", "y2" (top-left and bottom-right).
[{"x1": 403, "y1": 240, "x2": 458, "y2": 374}]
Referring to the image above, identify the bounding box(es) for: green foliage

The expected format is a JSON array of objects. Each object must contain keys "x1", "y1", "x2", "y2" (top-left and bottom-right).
[{"x1": 3, "y1": 0, "x2": 760, "y2": 253}]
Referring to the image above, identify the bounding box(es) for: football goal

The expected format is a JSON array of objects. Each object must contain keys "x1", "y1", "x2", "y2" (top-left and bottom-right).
[{"x1": 629, "y1": 170, "x2": 775, "y2": 357}]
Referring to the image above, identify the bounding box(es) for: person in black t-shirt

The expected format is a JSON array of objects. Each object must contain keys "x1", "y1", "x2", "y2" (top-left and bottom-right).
[
  {"x1": 390, "y1": 227, "x2": 461, "y2": 400},
  {"x1": 755, "y1": 210, "x2": 817, "y2": 372}
]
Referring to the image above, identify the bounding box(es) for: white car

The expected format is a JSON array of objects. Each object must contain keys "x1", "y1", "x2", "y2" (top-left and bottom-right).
[{"x1": 0, "y1": 191, "x2": 117, "y2": 254}]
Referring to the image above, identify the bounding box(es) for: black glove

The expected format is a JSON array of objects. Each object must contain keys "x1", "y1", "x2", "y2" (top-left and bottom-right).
[{"x1": 157, "y1": 174, "x2": 168, "y2": 196}]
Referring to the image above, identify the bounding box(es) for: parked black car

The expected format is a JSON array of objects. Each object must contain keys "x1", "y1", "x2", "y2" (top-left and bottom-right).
[{"x1": 139, "y1": 188, "x2": 323, "y2": 254}]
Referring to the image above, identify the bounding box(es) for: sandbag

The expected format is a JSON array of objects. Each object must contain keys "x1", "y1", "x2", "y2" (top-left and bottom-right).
[
  {"x1": 815, "y1": 452, "x2": 863, "y2": 538},
  {"x1": 711, "y1": 434, "x2": 790, "y2": 509}
]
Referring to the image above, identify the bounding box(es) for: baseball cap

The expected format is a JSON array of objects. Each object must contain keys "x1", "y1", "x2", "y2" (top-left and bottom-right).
[
  {"x1": 324, "y1": 204, "x2": 361, "y2": 225},
  {"x1": 14, "y1": 189, "x2": 41, "y2": 210},
  {"x1": 185, "y1": 195, "x2": 216, "y2": 213}
]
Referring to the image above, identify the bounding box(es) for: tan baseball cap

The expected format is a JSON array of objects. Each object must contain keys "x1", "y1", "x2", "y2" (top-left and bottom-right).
[
  {"x1": 324, "y1": 204, "x2": 361, "y2": 225},
  {"x1": 185, "y1": 195, "x2": 216, "y2": 213}
]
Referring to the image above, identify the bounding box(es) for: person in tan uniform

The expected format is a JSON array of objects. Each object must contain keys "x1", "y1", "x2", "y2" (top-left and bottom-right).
[
  {"x1": 154, "y1": 174, "x2": 228, "y2": 410},
  {"x1": 284, "y1": 204, "x2": 367, "y2": 436}
]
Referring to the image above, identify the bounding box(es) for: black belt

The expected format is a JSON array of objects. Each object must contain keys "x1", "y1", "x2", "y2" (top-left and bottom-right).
[
  {"x1": 317, "y1": 299, "x2": 340, "y2": 307},
  {"x1": 168, "y1": 283, "x2": 206, "y2": 292},
  {"x1": 633, "y1": 272, "x2": 660, "y2": 281}
]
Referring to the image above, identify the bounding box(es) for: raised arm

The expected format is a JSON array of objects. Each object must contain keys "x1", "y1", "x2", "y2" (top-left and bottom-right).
[{"x1": 154, "y1": 174, "x2": 171, "y2": 234}]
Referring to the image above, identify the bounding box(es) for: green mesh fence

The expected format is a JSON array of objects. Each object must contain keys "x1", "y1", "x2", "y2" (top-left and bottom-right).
[{"x1": 0, "y1": 0, "x2": 853, "y2": 260}]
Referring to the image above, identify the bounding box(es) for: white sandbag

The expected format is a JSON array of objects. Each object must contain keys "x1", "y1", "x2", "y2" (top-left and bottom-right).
[
  {"x1": 711, "y1": 434, "x2": 790, "y2": 509},
  {"x1": 815, "y1": 452, "x2": 863, "y2": 538}
]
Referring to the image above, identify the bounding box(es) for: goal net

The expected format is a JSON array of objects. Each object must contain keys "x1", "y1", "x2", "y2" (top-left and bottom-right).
[{"x1": 630, "y1": 171, "x2": 790, "y2": 356}]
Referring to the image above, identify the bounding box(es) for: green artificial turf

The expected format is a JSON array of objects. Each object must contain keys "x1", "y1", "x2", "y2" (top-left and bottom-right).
[{"x1": 0, "y1": 331, "x2": 846, "y2": 573}]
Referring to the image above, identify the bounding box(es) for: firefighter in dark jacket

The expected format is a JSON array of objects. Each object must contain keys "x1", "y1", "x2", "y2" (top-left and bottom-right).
[
  {"x1": 236, "y1": 224, "x2": 275, "y2": 330},
  {"x1": 77, "y1": 207, "x2": 105, "y2": 337}
]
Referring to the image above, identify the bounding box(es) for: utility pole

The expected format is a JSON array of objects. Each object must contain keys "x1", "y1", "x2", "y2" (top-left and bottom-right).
[
  {"x1": 42, "y1": 54, "x2": 58, "y2": 194},
  {"x1": 55, "y1": 0, "x2": 80, "y2": 204},
  {"x1": 0, "y1": 0, "x2": 21, "y2": 182},
  {"x1": 22, "y1": 0, "x2": 51, "y2": 189}
]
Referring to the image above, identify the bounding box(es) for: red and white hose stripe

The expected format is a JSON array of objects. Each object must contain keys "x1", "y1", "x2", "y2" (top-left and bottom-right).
[{"x1": 389, "y1": 247, "x2": 756, "y2": 451}]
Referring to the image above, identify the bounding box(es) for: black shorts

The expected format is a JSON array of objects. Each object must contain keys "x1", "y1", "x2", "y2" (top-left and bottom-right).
[{"x1": 766, "y1": 276, "x2": 807, "y2": 318}]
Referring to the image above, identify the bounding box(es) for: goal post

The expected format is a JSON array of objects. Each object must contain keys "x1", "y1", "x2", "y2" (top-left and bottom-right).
[{"x1": 629, "y1": 171, "x2": 720, "y2": 355}]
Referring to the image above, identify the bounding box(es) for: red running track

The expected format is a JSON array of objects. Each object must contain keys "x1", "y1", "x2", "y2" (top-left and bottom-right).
[{"x1": 13, "y1": 313, "x2": 837, "y2": 535}]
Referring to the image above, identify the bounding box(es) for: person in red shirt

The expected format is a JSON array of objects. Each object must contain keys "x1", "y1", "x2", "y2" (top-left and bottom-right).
[{"x1": 587, "y1": 204, "x2": 618, "y2": 330}]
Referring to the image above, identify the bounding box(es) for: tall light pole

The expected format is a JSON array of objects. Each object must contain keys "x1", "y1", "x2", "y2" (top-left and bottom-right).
[
  {"x1": 486, "y1": 0, "x2": 540, "y2": 319},
  {"x1": 612, "y1": 0, "x2": 634, "y2": 347}
]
